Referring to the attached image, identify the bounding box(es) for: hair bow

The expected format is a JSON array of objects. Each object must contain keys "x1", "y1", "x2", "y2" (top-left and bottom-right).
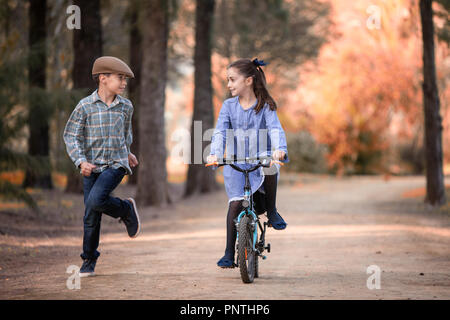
[{"x1": 252, "y1": 58, "x2": 268, "y2": 67}]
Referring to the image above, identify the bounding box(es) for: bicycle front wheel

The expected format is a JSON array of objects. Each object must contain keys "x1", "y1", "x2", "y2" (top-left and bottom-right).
[{"x1": 238, "y1": 215, "x2": 256, "y2": 283}]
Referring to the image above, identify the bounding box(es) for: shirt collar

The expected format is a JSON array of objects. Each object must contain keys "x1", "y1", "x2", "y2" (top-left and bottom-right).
[
  {"x1": 92, "y1": 90, "x2": 102, "y2": 103},
  {"x1": 92, "y1": 89, "x2": 121, "y2": 108}
]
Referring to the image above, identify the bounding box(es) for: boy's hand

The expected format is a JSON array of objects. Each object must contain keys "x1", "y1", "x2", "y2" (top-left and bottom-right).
[
  {"x1": 272, "y1": 150, "x2": 286, "y2": 161},
  {"x1": 80, "y1": 162, "x2": 97, "y2": 177},
  {"x1": 128, "y1": 153, "x2": 139, "y2": 167}
]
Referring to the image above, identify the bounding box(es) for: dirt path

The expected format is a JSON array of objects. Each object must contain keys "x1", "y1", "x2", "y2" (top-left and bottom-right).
[{"x1": 0, "y1": 174, "x2": 449, "y2": 299}]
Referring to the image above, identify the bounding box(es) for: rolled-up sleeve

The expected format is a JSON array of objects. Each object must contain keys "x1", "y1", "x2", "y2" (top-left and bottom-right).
[
  {"x1": 264, "y1": 107, "x2": 289, "y2": 162},
  {"x1": 210, "y1": 102, "x2": 231, "y2": 157},
  {"x1": 63, "y1": 104, "x2": 87, "y2": 168}
]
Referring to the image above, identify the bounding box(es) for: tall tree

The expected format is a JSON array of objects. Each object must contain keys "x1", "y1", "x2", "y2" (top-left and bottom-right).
[
  {"x1": 419, "y1": 0, "x2": 446, "y2": 206},
  {"x1": 65, "y1": 0, "x2": 103, "y2": 193},
  {"x1": 136, "y1": 0, "x2": 170, "y2": 206},
  {"x1": 184, "y1": 0, "x2": 217, "y2": 197},
  {"x1": 23, "y1": 0, "x2": 53, "y2": 189},
  {"x1": 127, "y1": 0, "x2": 143, "y2": 185}
]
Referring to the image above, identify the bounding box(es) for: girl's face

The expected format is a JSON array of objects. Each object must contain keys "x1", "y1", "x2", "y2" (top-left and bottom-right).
[
  {"x1": 100, "y1": 73, "x2": 128, "y2": 95},
  {"x1": 226, "y1": 67, "x2": 253, "y2": 97}
]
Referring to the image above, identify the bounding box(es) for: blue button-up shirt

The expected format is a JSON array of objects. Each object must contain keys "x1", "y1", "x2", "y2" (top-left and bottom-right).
[
  {"x1": 63, "y1": 90, "x2": 134, "y2": 175},
  {"x1": 210, "y1": 96, "x2": 289, "y2": 202}
]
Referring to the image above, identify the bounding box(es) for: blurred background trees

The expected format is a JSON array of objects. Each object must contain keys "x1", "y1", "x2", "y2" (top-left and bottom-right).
[
  {"x1": 184, "y1": 0, "x2": 216, "y2": 197},
  {"x1": 135, "y1": 0, "x2": 172, "y2": 206},
  {"x1": 0, "y1": 0, "x2": 448, "y2": 212},
  {"x1": 23, "y1": 0, "x2": 52, "y2": 189},
  {"x1": 420, "y1": 0, "x2": 446, "y2": 205},
  {"x1": 0, "y1": 24, "x2": 40, "y2": 211}
]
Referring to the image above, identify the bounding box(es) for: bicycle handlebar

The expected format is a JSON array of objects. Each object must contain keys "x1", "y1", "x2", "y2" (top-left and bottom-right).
[{"x1": 204, "y1": 154, "x2": 286, "y2": 168}]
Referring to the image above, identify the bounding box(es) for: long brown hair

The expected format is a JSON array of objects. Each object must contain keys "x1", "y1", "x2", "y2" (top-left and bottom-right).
[{"x1": 227, "y1": 58, "x2": 277, "y2": 114}]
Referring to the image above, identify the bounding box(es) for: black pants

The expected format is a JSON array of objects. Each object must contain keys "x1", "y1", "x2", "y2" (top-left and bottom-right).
[{"x1": 223, "y1": 168, "x2": 278, "y2": 256}]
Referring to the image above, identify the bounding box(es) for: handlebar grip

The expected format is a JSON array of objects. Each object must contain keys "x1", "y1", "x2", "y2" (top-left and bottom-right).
[
  {"x1": 205, "y1": 162, "x2": 218, "y2": 167},
  {"x1": 271, "y1": 160, "x2": 284, "y2": 166}
]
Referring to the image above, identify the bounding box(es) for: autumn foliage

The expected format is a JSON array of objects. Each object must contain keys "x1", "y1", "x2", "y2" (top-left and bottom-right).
[{"x1": 280, "y1": 0, "x2": 449, "y2": 174}]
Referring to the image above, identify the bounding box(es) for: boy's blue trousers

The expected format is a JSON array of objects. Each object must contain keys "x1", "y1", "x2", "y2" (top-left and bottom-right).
[{"x1": 81, "y1": 167, "x2": 132, "y2": 260}]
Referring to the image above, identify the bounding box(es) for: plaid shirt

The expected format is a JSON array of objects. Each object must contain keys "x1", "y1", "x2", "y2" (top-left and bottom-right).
[{"x1": 63, "y1": 90, "x2": 134, "y2": 175}]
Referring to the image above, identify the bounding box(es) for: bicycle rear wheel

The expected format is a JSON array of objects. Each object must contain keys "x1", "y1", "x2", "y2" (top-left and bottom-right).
[
  {"x1": 254, "y1": 253, "x2": 259, "y2": 278},
  {"x1": 238, "y1": 215, "x2": 256, "y2": 283}
]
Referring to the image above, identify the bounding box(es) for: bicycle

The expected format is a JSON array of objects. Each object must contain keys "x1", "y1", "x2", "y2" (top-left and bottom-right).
[{"x1": 206, "y1": 155, "x2": 285, "y2": 283}]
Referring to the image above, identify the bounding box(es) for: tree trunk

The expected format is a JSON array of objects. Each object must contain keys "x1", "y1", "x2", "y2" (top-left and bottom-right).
[
  {"x1": 65, "y1": 0, "x2": 103, "y2": 194},
  {"x1": 128, "y1": 0, "x2": 143, "y2": 185},
  {"x1": 184, "y1": 0, "x2": 217, "y2": 197},
  {"x1": 419, "y1": 0, "x2": 446, "y2": 206},
  {"x1": 72, "y1": 0, "x2": 102, "y2": 91},
  {"x1": 136, "y1": 0, "x2": 170, "y2": 206},
  {"x1": 23, "y1": 0, "x2": 53, "y2": 189}
]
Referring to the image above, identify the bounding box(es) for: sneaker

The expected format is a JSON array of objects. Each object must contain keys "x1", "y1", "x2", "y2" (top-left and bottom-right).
[
  {"x1": 267, "y1": 209, "x2": 287, "y2": 230},
  {"x1": 120, "y1": 198, "x2": 141, "y2": 238},
  {"x1": 217, "y1": 251, "x2": 236, "y2": 268},
  {"x1": 79, "y1": 258, "x2": 97, "y2": 277}
]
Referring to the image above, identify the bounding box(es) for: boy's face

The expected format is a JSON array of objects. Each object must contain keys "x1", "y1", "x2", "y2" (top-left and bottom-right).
[
  {"x1": 99, "y1": 73, "x2": 128, "y2": 94},
  {"x1": 226, "y1": 67, "x2": 253, "y2": 97}
]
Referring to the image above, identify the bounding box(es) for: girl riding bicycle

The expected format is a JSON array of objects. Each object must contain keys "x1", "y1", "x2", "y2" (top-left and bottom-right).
[{"x1": 206, "y1": 58, "x2": 289, "y2": 268}]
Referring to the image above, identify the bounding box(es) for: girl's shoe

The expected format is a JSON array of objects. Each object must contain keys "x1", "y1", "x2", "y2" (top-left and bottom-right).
[
  {"x1": 267, "y1": 209, "x2": 287, "y2": 230},
  {"x1": 217, "y1": 253, "x2": 236, "y2": 268}
]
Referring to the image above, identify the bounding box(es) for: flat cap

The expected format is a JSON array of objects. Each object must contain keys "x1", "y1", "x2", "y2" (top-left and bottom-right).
[{"x1": 92, "y1": 56, "x2": 135, "y2": 78}]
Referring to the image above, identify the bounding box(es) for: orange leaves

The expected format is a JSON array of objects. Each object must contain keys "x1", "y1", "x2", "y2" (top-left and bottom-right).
[{"x1": 280, "y1": 0, "x2": 450, "y2": 174}]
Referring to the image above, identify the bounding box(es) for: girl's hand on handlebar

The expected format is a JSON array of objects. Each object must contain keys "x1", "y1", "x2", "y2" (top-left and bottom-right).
[
  {"x1": 272, "y1": 150, "x2": 286, "y2": 161},
  {"x1": 206, "y1": 154, "x2": 218, "y2": 167}
]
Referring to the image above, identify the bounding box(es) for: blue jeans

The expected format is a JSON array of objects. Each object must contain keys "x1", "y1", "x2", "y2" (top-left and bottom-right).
[{"x1": 81, "y1": 167, "x2": 132, "y2": 260}]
